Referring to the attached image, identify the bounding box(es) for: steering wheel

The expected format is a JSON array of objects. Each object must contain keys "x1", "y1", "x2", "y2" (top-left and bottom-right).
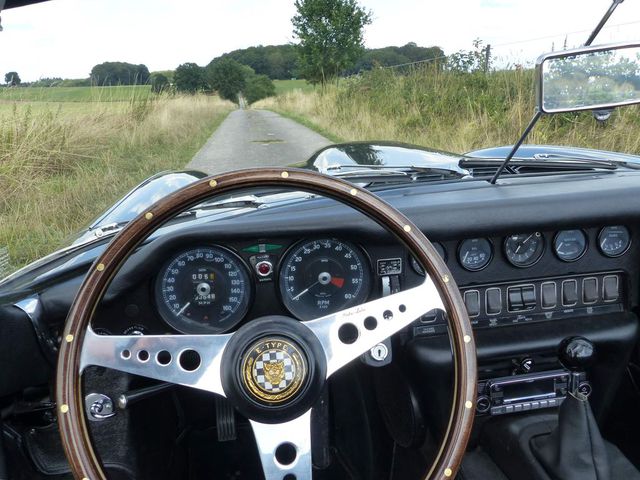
[{"x1": 56, "y1": 168, "x2": 476, "y2": 480}]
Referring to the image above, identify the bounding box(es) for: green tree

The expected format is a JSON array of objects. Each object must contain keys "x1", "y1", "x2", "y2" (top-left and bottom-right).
[
  {"x1": 207, "y1": 58, "x2": 247, "y2": 102},
  {"x1": 447, "y1": 39, "x2": 491, "y2": 74},
  {"x1": 90, "y1": 62, "x2": 150, "y2": 86},
  {"x1": 151, "y1": 73, "x2": 170, "y2": 94},
  {"x1": 244, "y1": 74, "x2": 276, "y2": 104},
  {"x1": 4, "y1": 72, "x2": 21, "y2": 86},
  {"x1": 174, "y1": 63, "x2": 207, "y2": 93},
  {"x1": 292, "y1": 0, "x2": 372, "y2": 86}
]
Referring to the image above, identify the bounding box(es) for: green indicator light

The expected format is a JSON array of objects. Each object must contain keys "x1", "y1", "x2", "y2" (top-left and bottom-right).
[{"x1": 242, "y1": 243, "x2": 283, "y2": 254}]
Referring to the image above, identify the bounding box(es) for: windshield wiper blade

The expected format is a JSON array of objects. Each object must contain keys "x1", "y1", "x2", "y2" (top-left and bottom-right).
[
  {"x1": 328, "y1": 164, "x2": 469, "y2": 182},
  {"x1": 461, "y1": 156, "x2": 619, "y2": 171}
]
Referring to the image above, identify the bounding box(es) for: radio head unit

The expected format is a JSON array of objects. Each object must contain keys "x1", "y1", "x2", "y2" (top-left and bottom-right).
[{"x1": 476, "y1": 369, "x2": 589, "y2": 415}]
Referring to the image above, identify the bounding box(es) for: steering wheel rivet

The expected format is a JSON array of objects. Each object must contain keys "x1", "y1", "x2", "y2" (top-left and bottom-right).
[
  {"x1": 403, "y1": 224, "x2": 411, "y2": 232},
  {"x1": 96, "y1": 263, "x2": 105, "y2": 272},
  {"x1": 65, "y1": 334, "x2": 74, "y2": 343},
  {"x1": 144, "y1": 212, "x2": 154, "y2": 220},
  {"x1": 281, "y1": 171, "x2": 289, "y2": 178},
  {"x1": 464, "y1": 335, "x2": 471, "y2": 343},
  {"x1": 350, "y1": 188, "x2": 357, "y2": 196},
  {"x1": 60, "y1": 404, "x2": 69, "y2": 414},
  {"x1": 444, "y1": 467, "x2": 453, "y2": 477},
  {"x1": 443, "y1": 274, "x2": 450, "y2": 283},
  {"x1": 465, "y1": 400, "x2": 473, "y2": 409},
  {"x1": 209, "y1": 179, "x2": 217, "y2": 188}
]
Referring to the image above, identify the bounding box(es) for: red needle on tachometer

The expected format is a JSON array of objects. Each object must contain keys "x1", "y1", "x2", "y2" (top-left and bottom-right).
[{"x1": 330, "y1": 277, "x2": 345, "y2": 288}]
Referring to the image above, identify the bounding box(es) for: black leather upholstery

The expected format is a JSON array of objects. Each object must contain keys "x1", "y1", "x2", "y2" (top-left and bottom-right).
[
  {"x1": 531, "y1": 393, "x2": 609, "y2": 480},
  {"x1": 481, "y1": 394, "x2": 640, "y2": 480}
]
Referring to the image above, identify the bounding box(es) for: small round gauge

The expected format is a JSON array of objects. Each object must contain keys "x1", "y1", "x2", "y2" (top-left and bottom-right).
[
  {"x1": 504, "y1": 232, "x2": 544, "y2": 267},
  {"x1": 553, "y1": 230, "x2": 587, "y2": 262},
  {"x1": 156, "y1": 246, "x2": 251, "y2": 334},
  {"x1": 279, "y1": 238, "x2": 371, "y2": 320},
  {"x1": 458, "y1": 238, "x2": 493, "y2": 271},
  {"x1": 410, "y1": 242, "x2": 446, "y2": 276},
  {"x1": 598, "y1": 226, "x2": 631, "y2": 257}
]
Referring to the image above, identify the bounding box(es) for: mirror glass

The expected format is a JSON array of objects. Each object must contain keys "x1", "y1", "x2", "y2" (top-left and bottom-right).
[{"x1": 541, "y1": 45, "x2": 640, "y2": 113}]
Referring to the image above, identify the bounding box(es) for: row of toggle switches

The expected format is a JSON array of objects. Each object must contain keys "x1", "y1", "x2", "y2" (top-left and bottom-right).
[{"x1": 463, "y1": 274, "x2": 621, "y2": 318}]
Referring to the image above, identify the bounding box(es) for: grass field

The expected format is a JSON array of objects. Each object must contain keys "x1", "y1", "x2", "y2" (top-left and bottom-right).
[
  {"x1": 0, "y1": 85, "x2": 152, "y2": 103},
  {"x1": 273, "y1": 79, "x2": 316, "y2": 95},
  {"x1": 259, "y1": 66, "x2": 640, "y2": 155},
  {"x1": 0, "y1": 91, "x2": 233, "y2": 274}
]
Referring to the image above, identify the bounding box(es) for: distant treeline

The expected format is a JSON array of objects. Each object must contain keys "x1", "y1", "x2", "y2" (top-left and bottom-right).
[
  {"x1": 212, "y1": 42, "x2": 444, "y2": 80},
  {"x1": 13, "y1": 42, "x2": 448, "y2": 88}
]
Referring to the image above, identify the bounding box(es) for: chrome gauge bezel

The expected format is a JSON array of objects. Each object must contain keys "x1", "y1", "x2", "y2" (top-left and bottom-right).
[
  {"x1": 553, "y1": 229, "x2": 588, "y2": 262},
  {"x1": 277, "y1": 238, "x2": 372, "y2": 321},
  {"x1": 154, "y1": 245, "x2": 253, "y2": 334},
  {"x1": 597, "y1": 226, "x2": 631, "y2": 258},
  {"x1": 457, "y1": 238, "x2": 493, "y2": 272},
  {"x1": 503, "y1": 232, "x2": 545, "y2": 268}
]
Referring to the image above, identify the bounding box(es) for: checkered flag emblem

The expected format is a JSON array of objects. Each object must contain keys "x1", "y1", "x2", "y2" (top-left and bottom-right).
[{"x1": 253, "y1": 350, "x2": 295, "y2": 393}]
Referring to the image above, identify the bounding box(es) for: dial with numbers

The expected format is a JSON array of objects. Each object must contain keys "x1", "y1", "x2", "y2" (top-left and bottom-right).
[
  {"x1": 598, "y1": 226, "x2": 631, "y2": 257},
  {"x1": 504, "y1": 232, "x2": 544, "y2": 267},
  {"x1": 458, "y1": 238, "x2": 493, "y2": 271},
  {"x1": 156, "y1": 246, "x2": 251, "y2": 334},
  {"x1": 279, "y1": 239, "x2": 371, "y2": 320}
]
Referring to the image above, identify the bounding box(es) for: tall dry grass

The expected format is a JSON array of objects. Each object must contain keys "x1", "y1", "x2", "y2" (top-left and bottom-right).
[
  {"x1": 0, "y1": 94, "x2": 234, "y2": 273},
  {"x1": 257, "y1": 66, "x2": 640, "y2": 155}
]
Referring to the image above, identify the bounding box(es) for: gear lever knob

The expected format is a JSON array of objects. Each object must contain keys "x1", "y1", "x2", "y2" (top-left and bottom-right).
[{"x1": 559, "y1": 336, "x2": 595, "y2": 371}]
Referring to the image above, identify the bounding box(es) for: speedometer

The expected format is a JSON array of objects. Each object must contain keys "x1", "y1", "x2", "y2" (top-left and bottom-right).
[
  {"x1": 279, "y1": 239, "x2": 371, "y2": 320},
  {"x1": 156, "y1": 246, "x2": 251, "y2": 334}
]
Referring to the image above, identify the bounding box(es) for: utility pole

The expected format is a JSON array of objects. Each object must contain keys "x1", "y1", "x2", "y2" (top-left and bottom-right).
[{"x1": 484, "y1": 44, "x2": 491, "y2": 73}]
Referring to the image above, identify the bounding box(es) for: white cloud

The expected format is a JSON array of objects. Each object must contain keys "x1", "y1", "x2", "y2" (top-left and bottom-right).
[{"x1": 1, "y1": 0, "x2": 639, "y2": 81}]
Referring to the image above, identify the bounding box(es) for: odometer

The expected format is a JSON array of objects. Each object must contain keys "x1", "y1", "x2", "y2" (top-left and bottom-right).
[
  {"x1": 156, "y1": 246, "x2": 251, "y2": 334},
  {"x1": 279, "y1": 239, "x2": 371, "y2": 320}
]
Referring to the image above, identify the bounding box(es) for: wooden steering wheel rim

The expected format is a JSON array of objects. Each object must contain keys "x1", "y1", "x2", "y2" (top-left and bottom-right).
[{"x1": 56, "y1": 167, "x2": 477, "y2": 480}]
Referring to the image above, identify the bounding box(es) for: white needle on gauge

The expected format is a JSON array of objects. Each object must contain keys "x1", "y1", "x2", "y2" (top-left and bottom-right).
[
  {"x1": 291, "y1": 282, "x2": 318, "y2": 301},
  {"x1": 516, "y1": 234, "x2": 534, "y2": 253},
  {"x1": 176, "y1": 302, "x2": 191, "y2": 316}
]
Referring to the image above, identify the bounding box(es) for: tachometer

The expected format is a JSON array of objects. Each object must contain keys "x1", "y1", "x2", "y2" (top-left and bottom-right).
[
  {"x1": 156, "y1": 246, "x2": 251, "y2": 334},
  {"x1": 279, "y1": 239, "x2": 371, "y2": 320},
  {"x1": 598, "y1": 226, "x2": 631, "y2": 257},
  {"x1": 504, "y1": 232, "x2": 544, "y2": 267},
  {"x1": 554, "y1": 230, "x2": 587, "y2": 262}
]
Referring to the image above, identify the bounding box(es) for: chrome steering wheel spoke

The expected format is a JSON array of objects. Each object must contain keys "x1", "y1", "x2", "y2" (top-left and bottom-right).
[
  {"x1": 250, "y1": 410, "x2": 312, "y2": 480},
  {"x1": 303, "y1": 276, "x2": 444, "y2": 377},
  {"x1": 79, "y1": 326, "x2": 231, "y2": 396}
]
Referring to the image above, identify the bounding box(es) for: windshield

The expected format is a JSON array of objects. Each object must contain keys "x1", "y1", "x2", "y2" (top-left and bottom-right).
[{"x1": 1, "y1": 0, "x2": 640, "y2": 277}]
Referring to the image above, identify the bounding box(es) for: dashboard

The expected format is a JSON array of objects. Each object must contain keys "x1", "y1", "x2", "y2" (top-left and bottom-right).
[{"x1": 91, "y1": 223, "x2": 636, "y2": 344}]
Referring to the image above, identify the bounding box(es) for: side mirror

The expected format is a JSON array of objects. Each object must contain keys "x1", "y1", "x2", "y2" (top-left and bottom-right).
[{"x1": 536, "y1": 43, "x2": 640, "y2": 114}]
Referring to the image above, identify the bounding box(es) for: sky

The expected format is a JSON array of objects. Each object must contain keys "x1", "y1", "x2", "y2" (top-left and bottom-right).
[{"x1": 1, "y1": 0, "x2": 640, "y2": 82}]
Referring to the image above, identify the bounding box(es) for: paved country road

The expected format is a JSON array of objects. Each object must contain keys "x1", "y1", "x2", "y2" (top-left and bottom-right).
[{"x1": 187, "y1": 109, "x2": 332, "y2": 175}]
